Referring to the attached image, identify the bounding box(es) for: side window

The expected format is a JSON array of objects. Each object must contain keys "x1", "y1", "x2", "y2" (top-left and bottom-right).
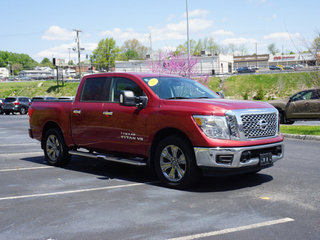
[
  {"x1": 311, "y1": 90, "x2": 320, "y2": 100},
  {"x1": 111, "y1": 77, "x2": 144, "y2": 102},
  {"x1": 291, "y1": 91, "x2": 312, "y2": 101},
  {"x1": 80, "y1": 77, "x2": 110, "y2": 102}
]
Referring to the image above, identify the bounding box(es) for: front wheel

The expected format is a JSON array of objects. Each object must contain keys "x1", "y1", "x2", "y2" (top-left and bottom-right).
[
  {"x1": 43, "y1": 128, "x2": 71, "y2": 166},
  {"x1": 154, "y1": 135, "x2": 201, "y2": 189}
]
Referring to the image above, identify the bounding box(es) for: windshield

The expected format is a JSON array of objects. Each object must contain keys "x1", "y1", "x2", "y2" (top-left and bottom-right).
[{"x1": 142, "y1": 77, "x2": 219, "y2": 99}]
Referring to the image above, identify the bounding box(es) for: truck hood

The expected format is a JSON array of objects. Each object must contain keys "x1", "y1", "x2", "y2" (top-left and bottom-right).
[{"x1": 163, "y1": 99, "x2": 275, "y2": 115}]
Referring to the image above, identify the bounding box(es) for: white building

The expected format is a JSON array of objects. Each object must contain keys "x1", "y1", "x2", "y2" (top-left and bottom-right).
[
  {"x1": 19, "y1": 70, "x2": 52, "y2": 80},
  {"x1": 114, "y1": 54, "x2": 234, "y2": 75},
  {"x1": 269, "y1": 53, "x2": 317, "y2": 67},
  {"x1": 0, "y1": 67, "x2": 10, "y2": 78}
]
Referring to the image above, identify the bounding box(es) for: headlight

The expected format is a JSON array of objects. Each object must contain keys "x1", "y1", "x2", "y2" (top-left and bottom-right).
[{"x1": 193, "y1": 115, "x2": 230, "y2": 139}]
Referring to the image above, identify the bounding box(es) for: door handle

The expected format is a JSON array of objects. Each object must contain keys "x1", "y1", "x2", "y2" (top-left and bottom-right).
[
  {"x1": 103, "y1": 111, "x2": 113, "y2": 116},
  {"x1": 73, "y1": 110, "x2": 81, "y2": 115}
]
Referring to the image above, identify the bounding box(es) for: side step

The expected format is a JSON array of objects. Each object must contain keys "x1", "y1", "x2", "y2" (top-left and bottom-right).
[{"x1": 68, "y1": 150, "x2": 147, "y2": 166}]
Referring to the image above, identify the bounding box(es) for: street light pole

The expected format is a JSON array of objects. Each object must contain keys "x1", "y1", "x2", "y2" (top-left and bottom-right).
[
  {"x1": 73, "y1": 29, "x2": 82, "y2": 78},
  {"x1": 186, "y1": 0, "x2": 190, "y2": 63}
]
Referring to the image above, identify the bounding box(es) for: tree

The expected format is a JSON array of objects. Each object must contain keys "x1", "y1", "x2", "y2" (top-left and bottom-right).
[
  {"x1": 147, "y1": 50, "x2": 209, "y2": 84},
  {"x1": 267, "y1": 43, "x2": 279, "y2": 55},
  {"x1": 41, "y1": 58, "x2": 51, "y2": 65},
  {"x1": 125, "y1": 49, "x2": 139, "y2": 60},
  {"x1": 228, "y1": 43, "x2": 237, "y2": 55},
  {"x1": 93, "y1": 38, "x2": 120, "y2": 71},
  {"x1": 121, "y1": 39, "x2": 149, "y2": 60},
  {"x1": 194, "y1": 39, "x2": 203, "y2": 55},
  {"x1": 238, "y1": 44, "x2": 248, "y2": 55},
  {"x1": 207, "y1": 37, "x2": 219, "y2": 55}
]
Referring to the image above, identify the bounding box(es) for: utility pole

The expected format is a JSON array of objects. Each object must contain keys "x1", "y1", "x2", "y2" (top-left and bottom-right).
[
  {"x1": 255, "y1": 43, "x2": 258, "y2": 69},
  {"x1": 68, "y1": 48, "x2": 71, "y2": 65},
  {"x1": 73, "y1": 29, "x2": 82, "y2": 78},
  {"x1": 150, "y1": 33, "x2": 154, "y2": 66},
  {"x1": 186, "y1": 0, "x2": 190, "y2": 63}
]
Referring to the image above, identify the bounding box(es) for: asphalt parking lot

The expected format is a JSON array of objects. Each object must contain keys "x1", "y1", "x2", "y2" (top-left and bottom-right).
[{"x1": 1, "y1": 114, "x2": 320, "y2": 240}]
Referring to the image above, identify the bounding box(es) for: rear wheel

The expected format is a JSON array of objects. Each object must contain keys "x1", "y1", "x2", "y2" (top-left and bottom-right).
[
  {"x1": 5, "y1": 112, "x2": 10, "y2": 115},
  {"x1": 20, "y1": 107, "x2": 27, "y2": 115},
  {"x1": 154, "y1": 135, "x2": 201, "y2": 189},
  {"x1": 43, "y1": 128, "x2": 71, "y2": 166}
]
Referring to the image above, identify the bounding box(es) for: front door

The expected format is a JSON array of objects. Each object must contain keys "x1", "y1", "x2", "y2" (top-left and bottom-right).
[{"x1": 100, "y1": 76, "x2": 148, "y2": 157}]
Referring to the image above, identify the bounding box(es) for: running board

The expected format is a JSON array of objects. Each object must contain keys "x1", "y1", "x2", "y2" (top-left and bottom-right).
[{"x1": 68, "y1": 150, "x2": 147, "y2": 166}]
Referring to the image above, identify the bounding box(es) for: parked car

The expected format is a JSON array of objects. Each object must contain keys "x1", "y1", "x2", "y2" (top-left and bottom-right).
[
  {"x1": 58, "y1": 96, "x2": 75, "y2": 100},
  {"x1": 292, "y1": 64, "x2": 304, "y2": 69},
  {"x1": 0, "y1": 98, "x2": 4, "y2": 114},
  {"x1": 248, "y1": 65, "x2": 259, "y2": 70},
  {"x1": 237, "y1": 67, "x2": 255, "y2": 73},
  {"x1": 267, "y1": 88, "x2": 320, "y2": 124},
  {"x1": 2, "y1": 96, "x2": 31, "y2": 115},
  {"x1": 32, "y1": 96, "x2": 57, "y2": 101},
  {"x1": 269, "y1": 65, "x2": 282, "y2": 70},
  {"x1": 28, "y1": 72, "x2": 284, "y2": 189},
  {"x1": 283, "y1": 65, "x2": 294, "y2": 70}
]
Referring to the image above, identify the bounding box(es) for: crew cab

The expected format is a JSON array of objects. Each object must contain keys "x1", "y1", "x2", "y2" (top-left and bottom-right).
[{"x1": 28, "y1": 73, "x2": 284, "y2": 189}]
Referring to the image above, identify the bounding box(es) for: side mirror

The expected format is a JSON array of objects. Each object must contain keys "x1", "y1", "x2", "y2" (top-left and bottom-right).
[
  {"x1": 216, "y1": 91, "x2": 225, "y2": 98},
  {"x1": 119, "y1": 90, "x2": 148, "y2": 109}
]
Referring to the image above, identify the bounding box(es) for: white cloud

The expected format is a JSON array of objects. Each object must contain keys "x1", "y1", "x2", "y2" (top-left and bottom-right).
[
  {"x1": 167, "y1": 14, "x2": 175, "y2": 22},
  {"x1": 221, "y1": 37, "x2": 257, "y2": 45},
  {"x1": 41, "y1": 26, "x2": 76, "y2": 41},
  {"x1": 263, "y1": 32, "x2": 301, "y2": 41},
  {"x1": 100, "y1": 18, "x2": 214, "y2": 43},
  {"x1": 211, "y1": 30, "x2": 235, "y2": 36},
  {"x1": 181, "y1": 9, "x2": 210, "y2": 18},
  {"x1": 34, "y1": 42, "x2": 97, "y2": 61}
]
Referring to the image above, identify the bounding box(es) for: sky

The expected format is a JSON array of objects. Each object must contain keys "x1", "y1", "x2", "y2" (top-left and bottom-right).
[{"x1": 0, "y1": 0, "x2": 319, "y2": 63}]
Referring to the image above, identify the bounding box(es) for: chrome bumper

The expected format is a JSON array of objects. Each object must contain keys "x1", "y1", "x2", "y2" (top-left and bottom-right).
[{"x1": 194, "y1": 142, "x2": 284, "y2": 168}]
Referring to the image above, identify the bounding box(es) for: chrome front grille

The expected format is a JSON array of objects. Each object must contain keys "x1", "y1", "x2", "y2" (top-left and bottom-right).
[
  {"x1": 241, "y1": 113, "x2": 278, "y2": 139},
  {"x1": 226, "y1": 108, "x2": 279, "y2": 141}
]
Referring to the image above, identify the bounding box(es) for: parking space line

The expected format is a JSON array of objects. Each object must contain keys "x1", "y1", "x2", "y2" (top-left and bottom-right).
[
  {"x1": 0, "y1": 143, "x2": 40, "y2": 146},
  {"x1": 0, "y1": 152, "x2": 43, "y2": 157},
  {"x1": 0, "y1": 166, "x2": 53, "y2": 172},
  {"x1": 167, "y1": 218, "x2": 295, "y2": 240},
  {"x1": 0, "y1": 182, "x2": 157, "y2": 201}
]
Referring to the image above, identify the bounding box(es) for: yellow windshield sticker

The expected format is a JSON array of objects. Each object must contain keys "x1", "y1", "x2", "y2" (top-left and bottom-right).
[{"x1": 148, "y1": 78, "x2": 158, "y2": 87}]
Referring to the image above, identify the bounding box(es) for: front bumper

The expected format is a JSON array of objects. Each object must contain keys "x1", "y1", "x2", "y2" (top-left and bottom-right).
[{"x1": 194, "y1": 142, "x2": 284, "y2": 176}]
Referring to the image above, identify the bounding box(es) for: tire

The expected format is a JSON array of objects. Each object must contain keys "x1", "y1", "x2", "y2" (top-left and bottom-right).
[
  {"x1": 154, "y1": 135, "x2": 201, "y2": 189},
  {"x1": 279, "y1": 111, "x2": 294, "y2": 125},
  {"x1": 278, "y1": 110, "x2": 285, "y2": 124},
  {"x1": 5, "y1": 112, "x2": 10, "y2": 115},
  {"x1": 43, "y1": 128, "x2": 71, "y2": 166},
  {"x1": 20, "y1": 107, "x2": 27, "y2": 115}
]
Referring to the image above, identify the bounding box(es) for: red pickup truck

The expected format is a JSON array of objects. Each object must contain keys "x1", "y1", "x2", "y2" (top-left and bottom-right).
[{"x1": 28, "y1": 72, "x2": 284, "y2": 189}]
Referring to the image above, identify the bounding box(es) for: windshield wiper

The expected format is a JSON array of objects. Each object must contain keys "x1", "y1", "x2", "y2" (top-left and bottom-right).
[{"x1": 166, "y1": 97, "x2": 190, "y2": 99}]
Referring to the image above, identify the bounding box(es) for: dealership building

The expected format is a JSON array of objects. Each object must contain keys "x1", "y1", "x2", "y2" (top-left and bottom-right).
[{"x1": 234, "y1": 53, "x2": 319, "y2": 69}]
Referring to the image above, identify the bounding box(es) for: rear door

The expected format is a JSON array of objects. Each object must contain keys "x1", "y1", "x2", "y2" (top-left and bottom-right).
[{"x1": 71, "y1": 76, "x2": 111, "y2": 148}]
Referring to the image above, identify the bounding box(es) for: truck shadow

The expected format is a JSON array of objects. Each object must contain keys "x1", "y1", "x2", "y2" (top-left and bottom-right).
[{"x1": 20, "y1": 155, "x2": 273, "y2": 192}]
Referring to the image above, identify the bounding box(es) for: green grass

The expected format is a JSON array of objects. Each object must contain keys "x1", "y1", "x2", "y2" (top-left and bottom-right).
[
  {"x1": 280, "y1": 125, "x2": 320, "y2": 136},
  {"x1": 0, "y1": 81, "x2": 79, "y2": 98},
  {"x1": 208, "y1": 72, "x2": 319, "y2": 100}
]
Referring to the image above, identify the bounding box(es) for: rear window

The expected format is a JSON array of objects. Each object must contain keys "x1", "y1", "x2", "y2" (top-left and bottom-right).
[{"x1": 4, "y1": 98, "x2": 16, "y2": 102}]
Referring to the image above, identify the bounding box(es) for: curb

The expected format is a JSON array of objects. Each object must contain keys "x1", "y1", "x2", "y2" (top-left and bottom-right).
[{"x1": 282, "y1": 134, "x2": 320, "y2": 141}]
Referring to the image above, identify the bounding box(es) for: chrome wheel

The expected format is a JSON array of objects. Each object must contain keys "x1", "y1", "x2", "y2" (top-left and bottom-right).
[
  {"x1": 46, "y1": 134, "x2": 61, "y2": 162},
  {"x1": 160, "y1": 144, "x2": 186, "y2": 182}
]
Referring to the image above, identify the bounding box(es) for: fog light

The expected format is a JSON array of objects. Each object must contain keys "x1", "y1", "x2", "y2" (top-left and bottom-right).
[
  {"x1": 240, "y1": 151, "x2": 251, "y2": 163},
  {"x1": 275, "y1": 146, "x2": 282, "y2": 156},
  {"x1": 216, "y1": 155, "x2": 233, "y2": 165}
]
